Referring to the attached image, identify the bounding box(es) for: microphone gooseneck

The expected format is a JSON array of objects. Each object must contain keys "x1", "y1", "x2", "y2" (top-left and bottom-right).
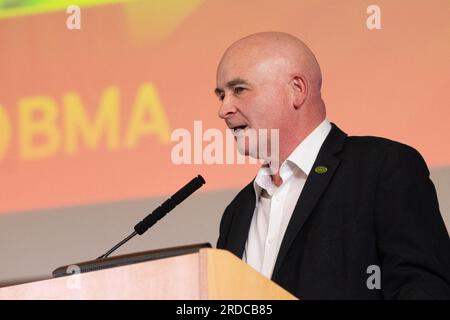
[{"x1": 96, "y1": 175, "x2": 206, "y2": 260}]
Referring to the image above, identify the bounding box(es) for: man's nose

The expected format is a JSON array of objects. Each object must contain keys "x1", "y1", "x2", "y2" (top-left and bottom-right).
[{"x1": 218, "y1": 96, "x2": 237, "y2": 119}]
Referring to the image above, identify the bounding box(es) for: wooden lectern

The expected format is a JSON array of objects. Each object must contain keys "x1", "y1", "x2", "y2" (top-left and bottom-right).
[{"x1": 0, "y1": 249, "x2": 297, "y2": 300}]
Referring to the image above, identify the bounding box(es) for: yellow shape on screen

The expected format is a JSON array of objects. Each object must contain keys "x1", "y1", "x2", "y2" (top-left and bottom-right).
[{"x1": 0, "y1": 0, "x2": 133, "y2": 19}]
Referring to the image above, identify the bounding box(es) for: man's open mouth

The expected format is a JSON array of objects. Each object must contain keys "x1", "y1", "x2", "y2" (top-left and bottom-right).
[
  {"x1": 232, "y1": 125, "x2": 247, "y2": 131},
  {"x1": 231, "y1": 125, "x2": 248, "y2": 136}
]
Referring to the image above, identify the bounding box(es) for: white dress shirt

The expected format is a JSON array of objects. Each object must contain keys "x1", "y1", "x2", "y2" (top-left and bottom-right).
[{"x1": 243, "y1": 119, "x2": 332, "y2": 278}]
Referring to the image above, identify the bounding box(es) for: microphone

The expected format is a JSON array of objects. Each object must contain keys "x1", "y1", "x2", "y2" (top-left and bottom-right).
[{"x1": 97, "y1": 175, "x2": 206, "y2": 259}]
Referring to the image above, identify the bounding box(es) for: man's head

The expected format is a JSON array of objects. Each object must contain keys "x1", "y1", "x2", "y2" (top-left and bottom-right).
[{"x1": 215, "y1": 32, "x2": 326, "y2": 164}]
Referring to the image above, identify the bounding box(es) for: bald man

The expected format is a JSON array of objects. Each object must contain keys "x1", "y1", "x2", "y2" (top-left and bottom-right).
[{"x1": 215, "y1": 32, "x2": 450, "y2": 299}]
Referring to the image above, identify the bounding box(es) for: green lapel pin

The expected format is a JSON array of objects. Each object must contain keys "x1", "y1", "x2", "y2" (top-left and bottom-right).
[{"x1": 314, "y1": 165, "x2": 328, "y2": 174}]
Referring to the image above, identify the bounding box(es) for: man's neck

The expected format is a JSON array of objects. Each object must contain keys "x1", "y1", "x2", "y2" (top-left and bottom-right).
[
  {"x1": 269, "y1": 117, "x2": 326, "y2": 186},
  {"x1": 272, "y1": 174, "x2": 283, "y2": 187}
]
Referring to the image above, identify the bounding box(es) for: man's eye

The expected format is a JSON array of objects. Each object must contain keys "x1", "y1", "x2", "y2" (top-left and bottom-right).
[{"x1": 233, "y1": 87, "x2": 246, "y2": 95}]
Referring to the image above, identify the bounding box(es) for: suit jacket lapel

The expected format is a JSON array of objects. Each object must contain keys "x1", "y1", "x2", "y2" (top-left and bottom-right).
[
  {"x1": 272, "y1": 123, "x2": 347, "y2": 278},
  {"x1": 225, "y1": 182, "x2": 256, "y2": 258}
]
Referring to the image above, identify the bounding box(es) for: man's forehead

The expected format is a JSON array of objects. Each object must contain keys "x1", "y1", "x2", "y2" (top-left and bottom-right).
[
  {"x1": 217, "y1": 55, "x2": 287, "y2": 87},
  {"x1": 216, "y1": 59, "x2": 250, "y2": 87},
  {"x1": 217, "y1": 56, "x2": 247, "y2": 77}
]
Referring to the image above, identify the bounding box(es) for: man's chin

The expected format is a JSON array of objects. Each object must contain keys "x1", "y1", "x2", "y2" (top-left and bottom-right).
[
  {"x1": 237, "y1": 144, "x2": 259, "y2": 159},
  {"x1": 236, "y1": 144, "x2": 250, "y2": 157}
]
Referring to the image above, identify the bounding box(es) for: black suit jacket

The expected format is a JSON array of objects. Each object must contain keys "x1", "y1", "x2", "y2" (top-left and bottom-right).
[{"x1": 217, "y1": 123, "x2": 450, "y2": 299}]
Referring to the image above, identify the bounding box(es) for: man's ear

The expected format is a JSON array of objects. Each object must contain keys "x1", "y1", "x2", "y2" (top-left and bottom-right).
[{"x1": 290, "y1": 74, "x2": 308, "y2": 109}]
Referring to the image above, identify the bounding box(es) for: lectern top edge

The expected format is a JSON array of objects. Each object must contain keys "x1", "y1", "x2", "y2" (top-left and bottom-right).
[{"x1": 52, "y1": 242, "x2": 212, "y2": 278}]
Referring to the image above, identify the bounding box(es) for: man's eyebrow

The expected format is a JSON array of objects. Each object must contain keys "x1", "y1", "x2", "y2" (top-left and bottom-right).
[
  {"x1": 214, "y1": 78, "x2": 250, "y2": 97},
  {"x1": 226, "y1": 78, "x2": 249, "y2": 87}
]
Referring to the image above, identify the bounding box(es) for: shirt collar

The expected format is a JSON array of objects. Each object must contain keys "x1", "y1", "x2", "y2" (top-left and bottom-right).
[
  {"x1": 286, "y1": 118, "x2": 332, "y2": 176},
  {"x1": 253, "y1": 119, "x2": 332, "y2": 197}
]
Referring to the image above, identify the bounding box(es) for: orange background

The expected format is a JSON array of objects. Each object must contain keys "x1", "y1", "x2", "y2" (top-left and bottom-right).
[{"x1": 0, "y1": 0, "x2": 449, "y2": 214}]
